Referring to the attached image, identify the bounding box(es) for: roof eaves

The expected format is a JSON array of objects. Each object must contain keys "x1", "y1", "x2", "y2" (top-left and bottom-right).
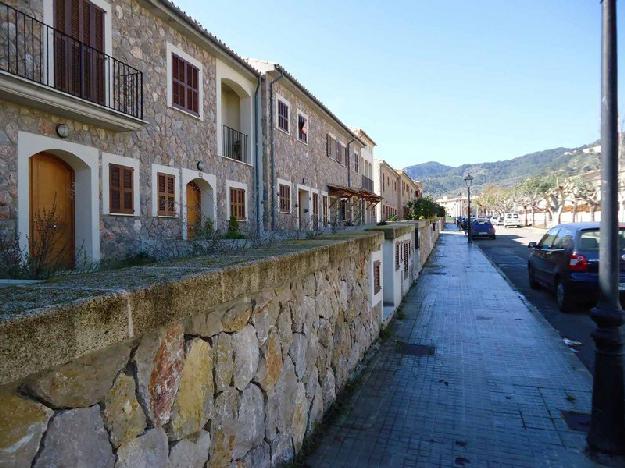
[
  {"x1": 150, "y1": 0, "x2": 260, "y2": 78},
  {"x1": 249, "y1": 60, "x2": 365, "y2": 146}
]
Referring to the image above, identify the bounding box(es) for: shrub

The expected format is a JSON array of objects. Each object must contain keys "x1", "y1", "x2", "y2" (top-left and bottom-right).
[{"x1": 224, "y1": 215, "x2": 245, "y2": 239}]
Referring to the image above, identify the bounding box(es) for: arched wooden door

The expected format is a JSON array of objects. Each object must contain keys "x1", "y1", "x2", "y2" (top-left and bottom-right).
[
  {"x1": 30, "y1": 152, "x2": 75, "y2": 269},
  {"x1": 186, "y1": 181, "x2": 201, "y2": 239}
]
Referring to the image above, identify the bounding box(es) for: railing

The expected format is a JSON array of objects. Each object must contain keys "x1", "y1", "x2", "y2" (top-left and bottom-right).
[
  {"x1": 362, "y1": 175, "x2": 374, "y2": 192},
  {"x1": 223, "y1": 125, "x2": 248, "y2": 163},
  {"x1": 0, "y1": 2, "x2": 143, "y2": 119}
]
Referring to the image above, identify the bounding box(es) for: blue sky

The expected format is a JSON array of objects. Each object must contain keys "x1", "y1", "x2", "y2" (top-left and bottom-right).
[{"x1": 175, "y1": 0, "x2": 621, "y2": 169}]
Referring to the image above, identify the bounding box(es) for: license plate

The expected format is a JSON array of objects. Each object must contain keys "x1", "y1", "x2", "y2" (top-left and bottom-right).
[{"x1": 619, "y1": 283, "x2": 625, "y2": 291}]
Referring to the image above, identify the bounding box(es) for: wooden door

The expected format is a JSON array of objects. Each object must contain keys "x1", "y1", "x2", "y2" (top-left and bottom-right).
[
  {"x1": 186, "y1": 181, "x2": 201, "y2": 239},
  {"x1": 30, "y1": 153, "x2": 75, "y2": 269}
]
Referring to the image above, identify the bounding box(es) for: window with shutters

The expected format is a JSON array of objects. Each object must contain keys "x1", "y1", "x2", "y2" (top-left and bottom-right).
[
  {"x1": 230, "y1": 188, "x2": 246, "y2": 220},
  {"x1": 277, "y1": 97, "x2": 289, "y2": 133},
  {"x1": 322, "y1": 195, "x2": 328, "y2": 225},
  {"x1": 326, "y1": 134, "x2": 334, "y2": 157},
  {"x1": 312, "y1": 192, "x2": 319, "y2": 229},
  {"x1": 109, "y1": 164, "x2": 134, "y2": 214},
  {"x1": 373, "y1": 260, "x2": 381, "y2": 294},
  {"x1": 297, "y1": 112, "x2": 308, "y2": 143},
  {"x1": 354, "y1": 153, "x2": 359, "y2": 173},
  {"x1": 335, "y1": 141, "x2": 342, "y2": 164},
  {"x1": 157, "y1": 172, "x2": 176, "y2": 217},
  {"x1": 54, "y1": 0, "x2": 105, "y2": 104},
  {"x1": 279, "y1": 184, "x2": 291, "y2": 213},
  {"x1": 171, "y1": 53, "x2": 199, "y2": 115}
]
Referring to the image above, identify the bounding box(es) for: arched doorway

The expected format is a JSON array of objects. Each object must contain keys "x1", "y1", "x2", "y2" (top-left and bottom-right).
[
  {"x1": 186, "y1": 181, "x2": 202, "y2": 239},
  {"x1": 29, "y1": 152, "x2": 75, "y2": 269}
]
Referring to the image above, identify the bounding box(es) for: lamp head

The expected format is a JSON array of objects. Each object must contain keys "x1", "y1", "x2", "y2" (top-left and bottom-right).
[{"x1": 464, "y1": 173, "x2": 473, "y2": 187}]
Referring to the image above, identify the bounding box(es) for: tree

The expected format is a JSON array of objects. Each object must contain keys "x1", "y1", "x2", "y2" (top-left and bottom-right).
[
  {"x1": 543, "y1": 174, "x2": 573, "y2": 226},
  {"x1": 517, "y1": 176, "x2": 550, "y2": 226},
  {"x1": 570, "y1": 175, "x2": 600, "y2": 221},
  {"x1": 406, "y1": 197, "x2": 445, "y2": 219}
]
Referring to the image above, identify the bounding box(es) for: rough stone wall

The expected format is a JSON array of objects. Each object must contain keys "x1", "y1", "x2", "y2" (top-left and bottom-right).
[
  {"x1": 0, "y1": 0, "x2": 256, "y2": 258},
  {"x1": 0, "y1": 234, "x2": 385, "y2": 467}
]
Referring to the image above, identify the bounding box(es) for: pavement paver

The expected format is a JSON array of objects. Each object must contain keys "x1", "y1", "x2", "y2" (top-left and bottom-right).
[{"x1": 304, "y1": 226, "x2": 597, "y2": 467}]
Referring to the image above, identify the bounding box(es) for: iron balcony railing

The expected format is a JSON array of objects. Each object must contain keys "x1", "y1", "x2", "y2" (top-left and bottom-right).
[
  {"x1": 362, "y1": 175, "x2": 374, "y2": 192},
  {"x1": 223, "y1": 125, "x2": 248, "y2": 163},
  {"x1": 0, "y1": 2, "x2": 143, "y2": 119}
]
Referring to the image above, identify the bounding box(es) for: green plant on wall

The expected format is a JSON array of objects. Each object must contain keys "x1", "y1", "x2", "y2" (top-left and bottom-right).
[
  {"x1": 406, "y1": 197, "x2": 445, "y2": 220},
  {"x1": 225, "y1": 215, "x2": 245, "y2": 239}
]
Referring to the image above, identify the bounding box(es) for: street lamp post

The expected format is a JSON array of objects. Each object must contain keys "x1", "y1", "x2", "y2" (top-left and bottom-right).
[
  {"x1": 588, "y1": 0, "x2": 625, "y2": 454},
  {"x1": 464, "y1": 174, "x2": 473, "y2": 243}
]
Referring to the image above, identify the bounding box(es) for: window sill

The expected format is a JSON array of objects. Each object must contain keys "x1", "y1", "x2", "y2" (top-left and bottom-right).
[
  {"x1": 106, "y1": 212, "x2": 139, "y2": 217},
  {"x1": 221, "y1": 155, "x2": 253, "y2": 167},
  {"x1": 170, "y1": 104, "x2": 202, "y2": 121},
  {"x1": 297, "y1": 138, "x2": 308, "y2": 145},
  {"x1": 276, "y1": 126, "x2": 290, "y2": 136},
  {"x1": 156, "y1": 215, "x2": 178, "y2": 218}
]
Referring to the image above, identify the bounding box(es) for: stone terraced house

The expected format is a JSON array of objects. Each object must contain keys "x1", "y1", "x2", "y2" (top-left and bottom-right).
[
  {"x1": 374, "y1": 158, "x2": 401, "y2": 221},
  {"x1": 0, "y1": 0, "x2": 261, "y2": 264},
  {"x1": 247, "y1": 60, "x2": 380, "y2": 232},
  {"x1": 397, "y1": 170, "x2": 422, "y2": 218}
]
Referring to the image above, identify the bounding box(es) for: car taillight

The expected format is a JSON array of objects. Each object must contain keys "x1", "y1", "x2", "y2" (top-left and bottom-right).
[{"x1": 568, "y1": 252, "x2": 588, "y2": 272}]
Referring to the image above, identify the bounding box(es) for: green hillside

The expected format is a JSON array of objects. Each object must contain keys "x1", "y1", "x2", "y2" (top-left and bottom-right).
[{"x1": 404, "y1": 144, "x2": 601, "y2": 198}]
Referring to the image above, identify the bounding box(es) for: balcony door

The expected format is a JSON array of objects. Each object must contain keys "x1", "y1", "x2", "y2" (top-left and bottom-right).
[{"x1": 54, "y1": 0, "x2": 105, "y2": 104}]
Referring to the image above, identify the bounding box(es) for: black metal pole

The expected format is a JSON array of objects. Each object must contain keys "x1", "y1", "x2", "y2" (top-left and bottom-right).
[
  {"x1": 588, "y1": 0, "x2": 625, "y2": 454},
  {"x1": 467, "y1": 186, "x2": 472, "y2": 243}
]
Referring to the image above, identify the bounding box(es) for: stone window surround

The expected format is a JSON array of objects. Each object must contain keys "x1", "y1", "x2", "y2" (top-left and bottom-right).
[
  {"x1": 166, "y1": 43, "x2": 204, "y2": 121},
  {"x1": 43, "y1": 0, "x2": 113, "y2": 92},
  {"x1": 102, "y1": 153, "x2": 140, "y2": 217},
  {"x1": 17, "y1": 131, "x2": 101, "y2": 262},
  {"x1": 275, "y1": 93, "x2": 290, "y2": 135},
  {"x1": 226, "y1": 180, "x2": 248, "y2": 221},
  {"x1": 151, "y1": 164, "x2": 181, "y2": 218},
  {"x1": 296, "y1": 110, "x2": 308, "y2": 145},
  {"x1": 277, "y1": 177, "x2": 292, "y2": 214},
  {"x1": 181, "y1": 168, "x2": 217, "y2": 240}
]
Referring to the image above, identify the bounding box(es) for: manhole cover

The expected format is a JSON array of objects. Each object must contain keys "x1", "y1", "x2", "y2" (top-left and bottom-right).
[
  {"x1": 561, "y1": 411, "x2": 590, "y2": 432},
  {"x1": 395, "y1": 342, "x2": 435, "y2": 356}
]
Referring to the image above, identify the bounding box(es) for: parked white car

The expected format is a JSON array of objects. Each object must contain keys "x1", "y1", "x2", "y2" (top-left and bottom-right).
[{"x1": 503, "y1": 213, "x2": 522, "y2": 227}]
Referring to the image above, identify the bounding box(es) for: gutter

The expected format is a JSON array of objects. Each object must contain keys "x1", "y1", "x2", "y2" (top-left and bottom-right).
[
  {"x1": 269, "y1": 71, "x2": 284, "y2": 230},
  {"x1": 254, "y1": 76, "x2": 262, "y2": 235}
]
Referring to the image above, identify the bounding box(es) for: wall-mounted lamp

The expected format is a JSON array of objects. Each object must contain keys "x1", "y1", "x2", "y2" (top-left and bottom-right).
[
  {"x1": 196, "y1": 160, "x2": 204, "y2": 172},
  {"x1": 56, "y1": 124, "x2": 69, "y2": 139}
]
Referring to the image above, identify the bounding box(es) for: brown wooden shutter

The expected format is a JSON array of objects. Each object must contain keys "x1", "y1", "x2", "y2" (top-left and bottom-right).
[
  {"x1": 158, "y1": 172, "x2": 166, "y2": 215},
  {"x1": 110, "y1": 165, "x2": 121, "y2": 213},
  {"x1": 122, "y1": 167, "x2": 133, "y2": 213}
]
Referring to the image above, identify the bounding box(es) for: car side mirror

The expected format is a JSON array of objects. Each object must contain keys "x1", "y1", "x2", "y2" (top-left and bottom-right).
[{"x1": 528, "y1": 242, "x2": 537, "y2": 249}]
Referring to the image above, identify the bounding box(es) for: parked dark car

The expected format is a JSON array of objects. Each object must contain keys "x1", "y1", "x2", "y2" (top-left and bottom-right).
[
  {"x1": 527, "y1": 222, "x2": 625, "y2": 312},
  {"x1": 471, "y1": 218, "x2": 496, "y2": 239}
]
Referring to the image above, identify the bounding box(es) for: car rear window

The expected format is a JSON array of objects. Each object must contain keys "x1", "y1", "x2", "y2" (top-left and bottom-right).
[{"x1": 579, "y1": 229, "x2": 625, "y2": 250}]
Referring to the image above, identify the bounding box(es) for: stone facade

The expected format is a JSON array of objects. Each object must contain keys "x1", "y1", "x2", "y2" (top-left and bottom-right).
[
  {"x1": 0, "y1": 0, "x2": 258, "y2": 262},
  {"x1": 249, "y1": 60, "x2": 367, "y2": 232},
  {"x1": 374, "y1": 159, "x2": 401, "y2": 221}
]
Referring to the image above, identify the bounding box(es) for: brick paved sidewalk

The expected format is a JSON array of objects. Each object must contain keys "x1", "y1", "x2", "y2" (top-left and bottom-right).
[{"x1": 304, "y1": 227, "x2": 597, "y2": 467}]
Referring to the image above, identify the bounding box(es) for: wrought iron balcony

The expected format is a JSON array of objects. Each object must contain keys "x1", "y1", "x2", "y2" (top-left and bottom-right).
[
  {"x1": 362, "y1": 175, "x2": 374, "y2": 192},
  {"x1": 223, "y1": 125, "x2": 249, "y2": 163},
  {"x1": 0, "y1": 2, "x2": 143, "y2": 126}
]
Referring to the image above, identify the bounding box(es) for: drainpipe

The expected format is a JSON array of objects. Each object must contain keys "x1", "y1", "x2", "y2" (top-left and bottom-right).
[
  {"x1": 269, "y1": 70, "x2": 284, "y2": 231},
  {"x1": 253, "y1": 75, "x2": 262, "y2": 236},
  {"x1": 345, "y1": 137, "x2": 356, "y2": 223}
]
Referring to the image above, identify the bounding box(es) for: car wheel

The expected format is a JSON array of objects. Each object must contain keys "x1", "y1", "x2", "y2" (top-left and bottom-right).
[
  {"x1": 555, "y1": 278, "x2": 574, "y2": 312},
  {"x1": 528, "y1": 266, "x2": 540, "y2": 290}
]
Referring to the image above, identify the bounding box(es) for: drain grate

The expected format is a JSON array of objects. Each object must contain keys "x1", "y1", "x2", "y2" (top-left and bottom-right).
[
  {"x1": 561, "y1": 411, "x2": 590, "y2": 432},
  {"x1": 395, "y1": 341, "x2": 435, "y2": 356}
]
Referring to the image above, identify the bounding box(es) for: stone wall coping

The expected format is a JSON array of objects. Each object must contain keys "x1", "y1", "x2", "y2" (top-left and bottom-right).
[
  {"x1": 0, "y1": 230, "x2": 383, "y2": 386},
  {"x1": 366, "y1": 223, "x2": 415, "y2": 239}
]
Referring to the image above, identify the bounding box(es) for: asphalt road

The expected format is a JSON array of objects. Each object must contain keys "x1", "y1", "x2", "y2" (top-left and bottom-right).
[{"x1": 470, "y1": 224, "x2": 596, "y2": 373}]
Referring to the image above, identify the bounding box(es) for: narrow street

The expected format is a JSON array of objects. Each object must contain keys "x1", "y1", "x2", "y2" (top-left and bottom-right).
[
  {"x1": 474, "y1": 225, "x2": 597, "y2": 373},
  {"x1": 304, "y1": 227, "x2": 594, "y2": 467}
]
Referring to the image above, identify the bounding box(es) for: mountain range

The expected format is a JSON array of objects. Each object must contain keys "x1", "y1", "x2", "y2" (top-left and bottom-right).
[{"x1": 403, "y1": 143, "x2": 601, "y2": 198}]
